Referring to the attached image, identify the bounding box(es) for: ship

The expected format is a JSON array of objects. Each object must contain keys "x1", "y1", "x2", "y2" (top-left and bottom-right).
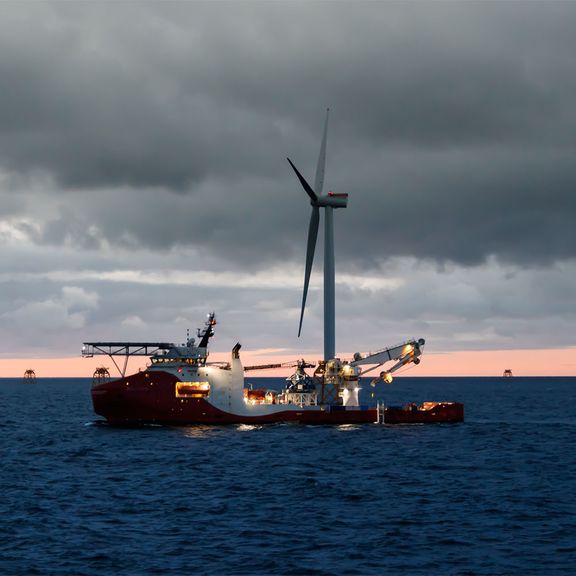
[
  {"x1": 86, "y1": 313, "x2": 431, "y2": 425},
  {"x1": 85, "y1": 110, "x2": 463, "y2": 426}
]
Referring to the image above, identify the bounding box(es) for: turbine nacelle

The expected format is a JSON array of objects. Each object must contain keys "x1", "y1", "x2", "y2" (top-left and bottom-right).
[{"x1": 315, "y1": 193, "x2": 348, "y2": 208}]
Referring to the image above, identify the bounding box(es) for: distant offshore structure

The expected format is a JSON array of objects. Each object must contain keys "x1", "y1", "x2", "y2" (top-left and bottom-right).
[
  {"x1": 92, "y1": 367, "x2": 111, "y2": 386},
  {"x1": 503, "y1": 369, "x2": 513, "y2": 378},
  {"x1": 23, "y1": 369, "x2": 36, "y2": 382}
]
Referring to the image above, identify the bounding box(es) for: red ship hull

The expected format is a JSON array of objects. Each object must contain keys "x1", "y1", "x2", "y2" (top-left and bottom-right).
[{"x1": 92, "y1": 370, "x2": 377, "y2": 426}]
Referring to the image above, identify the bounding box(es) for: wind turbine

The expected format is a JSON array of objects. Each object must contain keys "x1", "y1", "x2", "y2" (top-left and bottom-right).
[{"x1": 287, "y1": 109, "x2": 348, "y2": 362}]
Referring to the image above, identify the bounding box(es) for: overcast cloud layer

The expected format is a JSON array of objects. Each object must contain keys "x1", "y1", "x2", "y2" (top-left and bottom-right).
[{"x1": 1, "y1": 2, "x2": 576, "y2": 365}]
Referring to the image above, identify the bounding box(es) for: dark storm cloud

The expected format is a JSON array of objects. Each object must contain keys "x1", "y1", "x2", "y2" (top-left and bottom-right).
[
  {"x1": 335, "y1": 146, "x2": 576, "y2": 268},
  {"x1": 0, "y1": 2, "x2": 297, "y2": 189},
  {"x1": 1, "y1": 2, "x2": 576, "y2": 268}
]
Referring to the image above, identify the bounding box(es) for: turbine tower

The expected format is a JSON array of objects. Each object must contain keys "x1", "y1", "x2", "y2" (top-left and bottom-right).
[{"x1": 287, "y1": 109, "x2": 348, "y2": 362}]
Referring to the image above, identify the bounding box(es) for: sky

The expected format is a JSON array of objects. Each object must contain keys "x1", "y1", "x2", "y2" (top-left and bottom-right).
[{"x1": 1, "y1": 1, "x2": 576, "y2": 377}]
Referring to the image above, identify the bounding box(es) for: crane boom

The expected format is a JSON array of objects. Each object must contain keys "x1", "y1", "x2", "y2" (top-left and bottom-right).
[
  {"x1": 244, "y1": 359, "x2": 315, "y2": 372},
  {"x1": 350, "y1": 339, "x2": 424, "y2": 367},
  {"x1": 349, "y1": 338, "x2": 425, "y2": 384}
]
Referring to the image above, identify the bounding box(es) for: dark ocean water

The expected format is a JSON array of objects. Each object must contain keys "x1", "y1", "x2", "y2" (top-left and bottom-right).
[{"x1": 1, "y1": 376, "x2": 575, "y2": 576}]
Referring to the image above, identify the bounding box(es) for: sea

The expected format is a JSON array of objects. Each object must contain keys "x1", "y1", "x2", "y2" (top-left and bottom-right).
[{"x1": 1, "y1": 376, "x2": 575, "y2": 576}]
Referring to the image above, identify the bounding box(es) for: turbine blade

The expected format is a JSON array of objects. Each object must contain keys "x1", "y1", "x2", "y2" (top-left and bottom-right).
[
  {"x1": 314, "y1": 107, "x2": 329, "y2": 196},
  {"x1": 298, "y1": 206, "x2": 320, "y2": 337},
  {"x1": 287, "y1": 158, "x2": 318, "y2": 203}
]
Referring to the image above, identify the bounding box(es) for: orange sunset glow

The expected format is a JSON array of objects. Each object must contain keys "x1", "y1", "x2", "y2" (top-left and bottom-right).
[{"x1": 3, "y1": 347, "x2": 575, "y2": 378}]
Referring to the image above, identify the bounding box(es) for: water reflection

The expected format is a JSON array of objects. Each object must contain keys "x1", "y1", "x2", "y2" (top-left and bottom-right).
[
  {"x1": 335, "y1": 424, "x2": 360, "y2": 432},
  {"x1": 177, "y1": 424, "x2": 264, "y2": 437},
  {"x1": 236, "y1": 424, "x2": 263, "y2": 432},
  {"x1": 179, "y1": 425, "x2": 221, "y2": 438}
]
